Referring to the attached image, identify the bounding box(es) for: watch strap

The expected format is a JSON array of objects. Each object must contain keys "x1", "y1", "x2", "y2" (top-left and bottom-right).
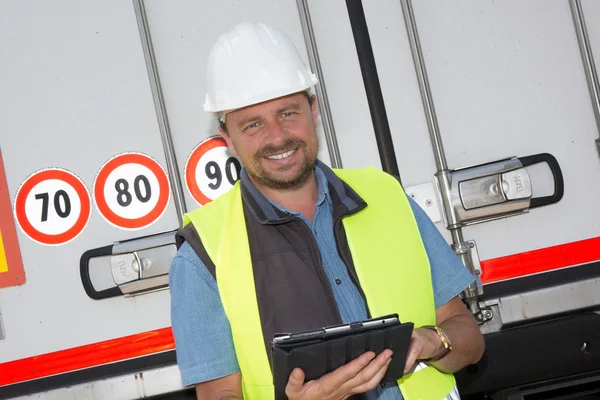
[{"x1": 419, "y1": 325, "x2": 453, "y2": 363}]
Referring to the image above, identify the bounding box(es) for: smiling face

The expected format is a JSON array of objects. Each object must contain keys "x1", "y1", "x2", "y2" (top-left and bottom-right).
[{"x1": 219, "y1": 92, "x2": 319, "y2": 190}]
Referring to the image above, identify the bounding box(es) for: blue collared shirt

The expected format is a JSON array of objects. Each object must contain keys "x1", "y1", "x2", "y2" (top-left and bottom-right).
[{"x1": 169, "y1": 164, "x2": 474, "y2": 399}]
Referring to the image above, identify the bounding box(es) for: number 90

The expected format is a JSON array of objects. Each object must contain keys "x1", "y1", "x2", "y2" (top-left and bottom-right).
[{"x1": 206, "y1": 157, "x2": 241, "y2": 190}]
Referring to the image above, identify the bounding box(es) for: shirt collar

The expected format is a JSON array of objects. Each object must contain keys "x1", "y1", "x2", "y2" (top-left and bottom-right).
[{"x1": 239, "y1": 159, "x2": 363, "y2": 224}]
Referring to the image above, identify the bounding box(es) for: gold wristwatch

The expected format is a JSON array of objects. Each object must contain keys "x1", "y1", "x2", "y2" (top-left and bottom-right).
[{"x1": 420, "y1": 325, "x2": 453, "y2": 362}]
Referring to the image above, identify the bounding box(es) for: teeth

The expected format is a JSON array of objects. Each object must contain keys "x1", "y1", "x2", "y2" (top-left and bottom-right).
[{"x1": 266, "y1": 149, "x2": 296, "y2": 160}]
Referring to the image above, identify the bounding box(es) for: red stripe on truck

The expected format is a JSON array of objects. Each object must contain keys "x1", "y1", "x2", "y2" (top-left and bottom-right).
[
  {"x1": 480, "y1": 236, "x2": 600, "y2": 283},
  {"x1": 2, "y1": 237, "x2": 600, "y2": 387},
  {"x1": 0, "y1": 327, "x2": 174, "y2": 386}
]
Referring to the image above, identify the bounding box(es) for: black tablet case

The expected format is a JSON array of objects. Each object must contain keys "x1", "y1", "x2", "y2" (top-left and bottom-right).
[{"x1": 271, "y1": 321, "x2": 414, "y2": 399}]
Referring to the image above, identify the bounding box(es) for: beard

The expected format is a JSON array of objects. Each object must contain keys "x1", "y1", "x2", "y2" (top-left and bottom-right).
[{"x1": 245, "y1": 138, "x2": 318, "y2": 190}]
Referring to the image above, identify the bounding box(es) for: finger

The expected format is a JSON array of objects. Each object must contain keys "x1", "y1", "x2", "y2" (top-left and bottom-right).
[
  {"x1": 346, "y1": 350, "x2": 392, "y2": 389},
  {"x1": 285, "y1": 368, "x2": 306, "y2": 398},
  {"x1": 311, "y1": 352, "x2": 377, "y2": 398},
  {"x1": 352, "y1": 356, "x2": 392, "y2": 394},
  {"x1": 404, "y1": 338, "x2": 423, "y2": 374},
  {"x1": 327, "y1": 351, "x2": 377, "y2": 384}
]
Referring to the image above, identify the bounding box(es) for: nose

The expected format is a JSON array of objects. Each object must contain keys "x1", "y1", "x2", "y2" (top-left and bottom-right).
[{"x1": 264, "y1": 119, "x2": 289, "y2": 145}]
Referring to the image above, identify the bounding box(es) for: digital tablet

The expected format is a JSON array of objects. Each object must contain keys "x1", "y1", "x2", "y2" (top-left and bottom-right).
[
  {"x1": 272, "y1": 314, "x2": 401, "y2": 344},
  {"x1": 271, "y1": 314, "x2": 414, "y2": 400}
]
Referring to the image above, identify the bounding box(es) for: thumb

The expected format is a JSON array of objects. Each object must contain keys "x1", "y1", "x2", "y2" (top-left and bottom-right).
[{"x1": 285, "y1": 368, "x2": 306, "y2": 396}]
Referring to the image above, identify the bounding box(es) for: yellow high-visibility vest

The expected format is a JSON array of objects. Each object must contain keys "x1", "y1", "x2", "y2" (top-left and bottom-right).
[{"x1": 184, "y1": 167, "x2": 456, "y2": 399}]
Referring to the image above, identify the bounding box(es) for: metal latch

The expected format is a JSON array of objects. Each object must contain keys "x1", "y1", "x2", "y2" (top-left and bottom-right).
[
  {"x1": 436, "y1": 153, "x2": 564, "y2": 228},
  {"x1": 458, "y1": 168, "x2": 532, "y2": 210},
  {"x1": 80, "y1": 230, "x2": 177, "y2": 300}
]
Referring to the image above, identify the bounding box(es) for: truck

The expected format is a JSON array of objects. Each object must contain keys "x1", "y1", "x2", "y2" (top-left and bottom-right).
[{"x1": 1, "y1": 0, "x2": 599, "y2": 399}]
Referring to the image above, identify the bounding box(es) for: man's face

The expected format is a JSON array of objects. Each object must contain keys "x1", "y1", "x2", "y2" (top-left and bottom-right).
[{"x1": 220, "y1": 92, "x2": 319, "y2": 190}]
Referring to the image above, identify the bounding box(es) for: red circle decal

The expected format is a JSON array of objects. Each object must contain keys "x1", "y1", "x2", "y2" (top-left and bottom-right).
[
  {"x1": 14, "y1": 169, "x2": 91, "y2": 245},
  {"x1": 93, "y1": 153, "x2": 170, "y2": 230},
  {"x1": 185, "y1": 136, "x2": 241, "y2": 206}
]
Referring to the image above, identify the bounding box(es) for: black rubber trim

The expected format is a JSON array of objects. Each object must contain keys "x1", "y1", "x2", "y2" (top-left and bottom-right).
[
  {"x1": 456, "y1": 312, "x2": 600, "y2": 395},
  {"x1": 480, "y1": 260, "x2": 600, "y2": 301},
  {"x1": 80, "y1": 244, "x2": 122, "y2": 300},
  {"x1": 491, "y1": 369, "x2": 600, "y2": 399},
  {"x1": 345, "y1": 0, "x2": 400, "y2": 179},
  {"x1": 518, "y1": 153, "x2": 564, "y2": 209},
  {"x1": 0, "y1": 351, "x2": 177, "y2": 399}
]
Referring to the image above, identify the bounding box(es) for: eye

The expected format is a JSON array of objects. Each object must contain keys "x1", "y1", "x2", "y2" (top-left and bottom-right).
[
  {"x1": 244, "y1": 122, "x2": 260, "y2": 131},
  {"x1": 281, "y1": 111, "x2": 295, "y2": 118}
]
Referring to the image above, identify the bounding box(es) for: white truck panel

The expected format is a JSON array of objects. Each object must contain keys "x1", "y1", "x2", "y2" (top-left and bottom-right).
[
  {"x1": 364, "y1": 0, "x2": 600, "y2": 260},
  {"x1": 0, "y1": 0, "x2": 177, "y2": 361}
]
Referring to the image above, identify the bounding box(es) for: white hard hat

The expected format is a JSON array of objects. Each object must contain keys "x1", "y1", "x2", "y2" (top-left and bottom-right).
[{"x1": 203, "y1": 22, "x2": 318, "y2": 113}]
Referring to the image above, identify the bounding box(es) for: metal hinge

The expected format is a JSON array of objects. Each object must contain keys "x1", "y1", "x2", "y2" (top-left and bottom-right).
[
  {"x1": 452, "y1": 238, "x2": 488, "y2": 322},
  {"x1": 452, "y1": 239, "x2": 483, "y2": 291}
]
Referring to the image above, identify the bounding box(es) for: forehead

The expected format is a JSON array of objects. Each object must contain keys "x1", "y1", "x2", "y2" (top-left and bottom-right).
[{"x1": 228, "y1": 92, "x2": 308, "y2": 121}]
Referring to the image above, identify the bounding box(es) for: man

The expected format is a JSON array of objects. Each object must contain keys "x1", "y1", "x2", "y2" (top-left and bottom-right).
[{"x1": 170, "y1": 22, "x2": 484, "y2": 400}]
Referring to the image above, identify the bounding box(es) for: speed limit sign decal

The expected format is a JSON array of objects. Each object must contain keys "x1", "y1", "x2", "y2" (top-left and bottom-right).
[
  {"x1": 14, "y1": 168, "x2": 91, "y2": 246},
  {"x1": 185, "y1": 136, "x2": 241, "y2": 205},
  {"x1": 94, "y1": 153, "x2": 170, "y2": 230}
]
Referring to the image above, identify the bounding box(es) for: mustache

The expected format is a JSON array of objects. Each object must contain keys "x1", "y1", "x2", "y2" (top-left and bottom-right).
[{"x1": 257, "y1": 139, "x2": 303, "y2": 158}]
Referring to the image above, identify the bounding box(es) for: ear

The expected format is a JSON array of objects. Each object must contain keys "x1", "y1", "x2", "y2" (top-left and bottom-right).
[
  {"x1": 310, "y1": 94, "x2": 318, "y2": 128},
  {"x1": 218, "y1": 126, "x2": 238, "y2": 156}
]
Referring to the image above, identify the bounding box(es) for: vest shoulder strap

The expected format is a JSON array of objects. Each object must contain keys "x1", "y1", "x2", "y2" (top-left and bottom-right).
[{"x1": 175, "y1": 224, "x2": 216, "y2": 279}]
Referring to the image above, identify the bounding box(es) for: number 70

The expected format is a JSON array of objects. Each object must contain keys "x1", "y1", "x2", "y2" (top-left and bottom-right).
[{"x1": 35, "y1": 191, "x2": 71, "y2": 222}]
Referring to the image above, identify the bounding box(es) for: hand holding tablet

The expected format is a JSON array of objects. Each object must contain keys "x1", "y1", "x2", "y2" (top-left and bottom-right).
[{"x1": 271, "y1": 314, "x2": 414, "y2": 399}]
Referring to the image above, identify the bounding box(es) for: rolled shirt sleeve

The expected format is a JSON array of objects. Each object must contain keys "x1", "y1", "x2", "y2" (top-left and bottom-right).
[{"x1": 169, "y1": 242, "x2": 240, "y2": 386}]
